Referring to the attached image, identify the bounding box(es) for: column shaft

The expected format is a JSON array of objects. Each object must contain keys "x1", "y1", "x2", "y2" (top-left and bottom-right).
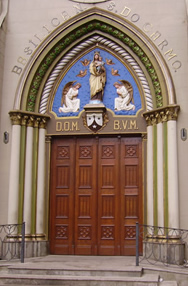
[
  {"x1": 23, "y1": 126, "x2": 34, "y2": 235},
  {"x1": 157, "y1": 123, "x2": 164, "y2": 228},
  {"x1": 168, "y1": 120, "x2": 179, "y2": 228},
  {"x1": 31, "y1": 127, "x2": 39, "y2": 235},
  {"x1": 153, "y1": 124, "x2": 158, "y2": 226},
  {"x1": 163, "y1": 122, "x2": 168, "y2": 228},
  {"x1": 36, "y1": 128, "x2": 46, "y2": 236},
  {"x1": 8, "y1": 125, "x2": 21, "y2": 224},
  {"x1": 147, "y1": 125, "x2": 153, "y2": 225},
  {"x1": 18, "y1": 125, "x2": 26, "y2": 224}
]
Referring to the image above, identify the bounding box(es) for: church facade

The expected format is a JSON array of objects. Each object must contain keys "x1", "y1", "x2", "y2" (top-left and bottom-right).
[{"x1": 0, "y1": 0, "x2": 188, "y2": 256}]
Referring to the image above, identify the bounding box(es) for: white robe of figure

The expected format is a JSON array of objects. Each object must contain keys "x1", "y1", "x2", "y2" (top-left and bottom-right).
[
  {"x1": 59, "y1": 87, "x2": 80, "y2": 113},
  {"x1": 114, "y1": 85, "x2": 135, "y2": 111}
]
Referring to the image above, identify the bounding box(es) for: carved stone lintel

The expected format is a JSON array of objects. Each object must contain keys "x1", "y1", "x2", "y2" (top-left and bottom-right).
[
  {"x1": 143, "y1": 105, "x2": 180, "y2": 126},
  {"x1": 9, "y1": 110, "x2": 50, "y2": 128}
]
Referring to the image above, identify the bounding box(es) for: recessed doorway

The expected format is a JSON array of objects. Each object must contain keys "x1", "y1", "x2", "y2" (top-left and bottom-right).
[{"x1": 50, "y1": 136, "x2": 142, "y2": 255}]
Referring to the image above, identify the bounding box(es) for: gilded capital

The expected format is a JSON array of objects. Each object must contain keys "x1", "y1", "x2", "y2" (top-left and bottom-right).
[
  {"x1": 21, "y1": 115, "x2": 28, "y2": 126},
  {"x1": 39, "y1": 118, "x2": 47, "y2": 129},
  {"x1": 9, "y1": 110, "x2": 50, "y2": 129},
  {"x1": 27, "y1": 116, "x2": 35, "y2": 127},
  {"x1": 9, "y1": 112, "x2": 22, "y2": 125},
  {"x1": 34, "y1": 117, "x2": 41, "y2": 128},
  {"x1": 143, "y1": 105, "x2": 180, "y2": 126}
]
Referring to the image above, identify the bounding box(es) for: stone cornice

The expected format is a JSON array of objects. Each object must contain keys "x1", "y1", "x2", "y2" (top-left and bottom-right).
[
  {"x1": 9, "y1": 110, "x2": 50, "y2": 129},
  {"x1": 143, "y1": 105, "x2": 180, "y2": 126}
]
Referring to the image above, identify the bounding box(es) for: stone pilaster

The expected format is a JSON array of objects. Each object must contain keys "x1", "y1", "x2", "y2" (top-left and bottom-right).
[{"x1": 143, "y1": 105, "x2": 180, "y2": 229}]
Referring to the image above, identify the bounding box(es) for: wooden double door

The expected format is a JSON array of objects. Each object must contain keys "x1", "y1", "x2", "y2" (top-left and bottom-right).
[{"x1": 50, "y1": 136, "x2": 142, "y2": 256}]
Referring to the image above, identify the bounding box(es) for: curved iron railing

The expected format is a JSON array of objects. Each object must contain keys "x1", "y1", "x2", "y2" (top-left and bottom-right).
[
  {"x1": 136, "y1": 223, "x2": 188, "y2": 267},
  {"x1": 0, "y1": 222, "x2": 25, "y2": 263}
]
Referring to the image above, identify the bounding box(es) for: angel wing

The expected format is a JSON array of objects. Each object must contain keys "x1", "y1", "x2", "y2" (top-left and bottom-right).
[
  {"x1": 119, "y1": 80, "x2": 134, "y2": 104},
  {"x1": 61, "y1": 81, "x2": 76, "y2": 107}
]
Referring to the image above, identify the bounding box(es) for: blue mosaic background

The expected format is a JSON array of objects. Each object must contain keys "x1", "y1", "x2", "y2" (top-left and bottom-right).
[{"x1": 52, "y1": 48, "x2": 142, "y2": 117}]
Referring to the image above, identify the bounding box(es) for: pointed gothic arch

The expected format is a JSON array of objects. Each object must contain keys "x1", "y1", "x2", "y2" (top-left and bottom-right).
[
  {"x1": 8, "y1": 7, "x2": 180, "y2": 255},
  {"x1": 14, "y1": 7, "x2": 176, "y2": 113}
]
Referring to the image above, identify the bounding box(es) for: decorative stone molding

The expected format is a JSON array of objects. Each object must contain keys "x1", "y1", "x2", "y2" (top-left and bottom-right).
[
  {"x1": 143, "y1": 105, "x2": 180, "y2": 126},
  {"x1": 9, "y1": 110, "x2": 50, "y2": 128}
]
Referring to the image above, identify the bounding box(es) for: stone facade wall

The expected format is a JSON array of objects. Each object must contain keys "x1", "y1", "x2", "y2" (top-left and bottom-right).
[{"x1": 0, "y1": 0, "x2": 9, "y2": 224}]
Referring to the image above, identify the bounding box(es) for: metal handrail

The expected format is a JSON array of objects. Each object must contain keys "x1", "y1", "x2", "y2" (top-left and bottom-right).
[
  {"x1": 0, "y1": 222, "x2": 25, "y2": 263},
  {"x1": 136, "y1": 222, "x2": 188, "y2": 267}
]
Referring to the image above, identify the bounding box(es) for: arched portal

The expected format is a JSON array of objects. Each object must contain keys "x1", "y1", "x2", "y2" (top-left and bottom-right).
[{"x1": 8, "y1": 7, "x2": 179, "y2": 256}]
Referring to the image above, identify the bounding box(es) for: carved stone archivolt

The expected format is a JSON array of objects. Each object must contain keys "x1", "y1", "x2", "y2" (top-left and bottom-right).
[
  {"x1": 143, "y1": 105, "x2": 180, "y2": 126},
  {"x1": 9, "y1": 110, "x2": 50, "y2": 128}
]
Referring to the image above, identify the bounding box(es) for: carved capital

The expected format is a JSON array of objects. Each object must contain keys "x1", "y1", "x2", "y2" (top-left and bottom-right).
[
  {"x1": 143, "y1": 105, "x2": 180, "y2": 126},
  {"x1": 9, "y1": 110, "x2": 50, "y2": 128},
  {"x1": 33, "y1": 117, "x2": 41, "y2": 128},
  {"x1": 9, "y1": 112, "x2": 22, "y2": 125},
  {"x1": 39, "y1": 118, "x2": 48, "y2": 129},
  {"x1": 27, "y1": 116, "x2": 35, "y2": 127},
  {"x1": 21, "y1": 115, "x2": 28, "y2": 126}
]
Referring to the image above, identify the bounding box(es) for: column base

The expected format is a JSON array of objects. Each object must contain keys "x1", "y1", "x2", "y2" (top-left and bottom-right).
[
  {"x1": 24, "y1": 234, "x2": 46, "y2": 241},
  {"x1": 24, "y1": 240, "x2": 49, "y2": 258}
]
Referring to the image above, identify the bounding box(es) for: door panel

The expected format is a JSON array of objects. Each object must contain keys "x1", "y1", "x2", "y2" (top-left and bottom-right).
[
  {"x1": 50, "y1": 137, "x2": 75, "y2": 254},
  {"x1": 74, "y1": 138, "x2": 97, "y2": 255},
  {"x1": 98, "y1": 138, "x2": 120, "y2": 255},
  {"x1": 120, "y1": 137, "x2": 142, "y2": 255},
  {"x1": 50, "y1": 136, "x2": 142, "y2": 255}
]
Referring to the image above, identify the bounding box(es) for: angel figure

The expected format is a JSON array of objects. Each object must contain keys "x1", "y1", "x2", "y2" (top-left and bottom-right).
[
  {"x1": 77, "y1": 69, "x2": 87, "y2": 77},
  {"x1": 114, "y1": 80, "x2": 135, "y2": 111},
  {"x1": 59, "y1": 81, "x2": 81, "y2": 113},
  {"x1": 106, "y1": 58, "x2": 115, "y2": 65},
  {"x1": 111, "y1": 68, "x2": 120, "y2": 76},
  {"x1": 81, "y1": 59, "x2": 91, "y2": 66}
]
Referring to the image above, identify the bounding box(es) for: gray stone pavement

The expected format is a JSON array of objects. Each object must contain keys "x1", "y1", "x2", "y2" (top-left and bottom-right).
[
  {"x1": 0, "y1": 255, "x2": 188, "y2": 285},
  {"x1": 0, "y1": 255, "x2": 187, "y2": 273},
  {"x1": 0, "y1": 255, "x2": 137, "y2": 270}
]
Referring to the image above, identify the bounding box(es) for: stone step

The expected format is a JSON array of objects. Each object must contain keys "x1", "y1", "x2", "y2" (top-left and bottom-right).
[
  {"x1": 7, "y1": 265, "x2": 142, "y2": 277},
  {"x1": 0, "y1": 273, "x2": 160, "y2": 286},
  {"x1": 160, "y1": 282, "x2": 178, "y2": 286}
]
